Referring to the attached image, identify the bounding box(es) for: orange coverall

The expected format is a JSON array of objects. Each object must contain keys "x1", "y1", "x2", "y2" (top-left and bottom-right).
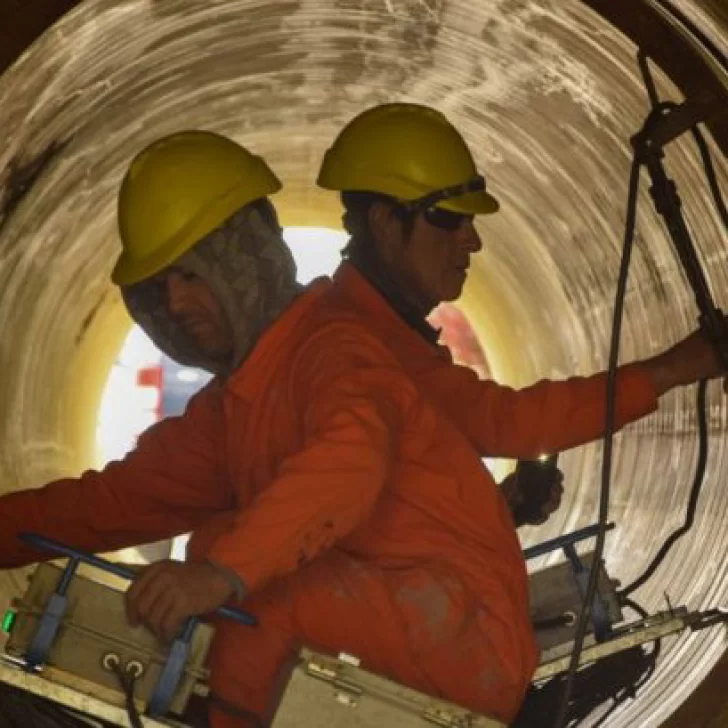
[{"x1": 0, "y1": 263, "x2": 658, "y2": 725}]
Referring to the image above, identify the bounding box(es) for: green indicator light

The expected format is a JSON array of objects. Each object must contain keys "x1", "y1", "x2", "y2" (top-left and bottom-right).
[{"x1": 1, "y1": 609, "x2": 16, "y2": 634}]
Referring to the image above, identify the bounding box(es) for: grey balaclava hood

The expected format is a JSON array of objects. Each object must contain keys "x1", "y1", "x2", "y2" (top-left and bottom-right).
[{"x1": 122, "y1": 201, "x2": 301, "y2": 376}]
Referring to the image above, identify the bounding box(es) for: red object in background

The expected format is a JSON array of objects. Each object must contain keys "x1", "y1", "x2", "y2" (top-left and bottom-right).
[
  {"x1": 429, "y1": 304, "x2": 491, "y2": 379},
  {"x1": 137, "y1": 366, "x2": 162, "y2": 389},
  {"x1": 136, "y1": 365, "x2": 164, "y2": 420}
]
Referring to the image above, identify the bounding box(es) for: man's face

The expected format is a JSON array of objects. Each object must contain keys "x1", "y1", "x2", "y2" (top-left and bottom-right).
[
  {"x1": 162, "y1": 267, "x2": 234, "y2": 358},
  {"x1": 373, "y1": 202, "x2": 483, "y2": 312}
]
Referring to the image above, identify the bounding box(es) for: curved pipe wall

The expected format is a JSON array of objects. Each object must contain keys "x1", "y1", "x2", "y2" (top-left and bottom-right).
[{"x1": 0, "y1": 1, "x2": 727, "y2": 725}]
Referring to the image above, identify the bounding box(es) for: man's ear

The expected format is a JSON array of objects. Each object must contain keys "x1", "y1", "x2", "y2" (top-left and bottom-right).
[{"x1": 368, "y1": 201, "x2": 403, "y2": 258}]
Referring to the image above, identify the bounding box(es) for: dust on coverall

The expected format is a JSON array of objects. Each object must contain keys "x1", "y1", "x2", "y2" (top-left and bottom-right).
[{"x1": 0, "y1": 263, "x2": 658, "y2": 726}]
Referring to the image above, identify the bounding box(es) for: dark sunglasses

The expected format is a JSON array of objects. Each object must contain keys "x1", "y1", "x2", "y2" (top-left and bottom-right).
[{"x1": 422, "y1": 207, "x2": 474, "y2": 232}]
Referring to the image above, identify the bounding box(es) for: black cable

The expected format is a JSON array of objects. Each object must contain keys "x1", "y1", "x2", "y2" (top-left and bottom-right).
[
  {"x1": 690, "y1": 607, "x2": 728, "y2": 631},
  {"x1": 516, "y1": 644, "x2": 661, "y2": 728},
  {"x1": 552, "y1": 37, "x2": 727, "y2": 718},
  {"x1": 515, "y1": 598, "x2": 662, "y2": 726},
  {"x1": 553, "y1": 152, "x2": 643, "y2": 728},
  {"x1": 533, "y1": 613, "x2": 576, "y2": 631},
  {"x1": 111, "y1": 663, "x2": 144, "y2": 728},
  {"x1": 588, "y1": 642, "x2": 662, "y2": 728},
  {"x1": 638, "y1": 52, "x2": 661, "y2": 109},
  {"x1": 583, "y1": 595, "x2": 661, "y2": 728},
  {"x1": 553, "y1": 36, "x2": 728, "y2": 721},
  {"x1": 619, "y1": 98, "x2": 727, "y2": 599},
  {"x1": 621, "y1": 378, "x2": 708, "y2": 598},
  {"x1": 651, "y1": 0, "x2": 728, "y2": 74},
  {"x1": 690, "y1": 124, "x2": 728, "y2": 233},
  {"x1": 620, "y1": 597, "x2": 663, "y2": 680},
  {"x1": 652, "y1": 100, "x2": 728, "y2": 233},
  {"x1": 621, "y1": 595, "x2": 649, "y2": 620}
]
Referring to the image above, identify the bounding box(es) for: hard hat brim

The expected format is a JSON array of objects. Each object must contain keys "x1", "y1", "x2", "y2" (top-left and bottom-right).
[
  {"x1": 437, "y1": 189, "x2": 500, "y2": 215},
  {"x1": 318, "y1": 168, "x2": 501, "y2": 217},
  {"x1": 112, "y1": 241, "x2": 186, "y2": 287}
]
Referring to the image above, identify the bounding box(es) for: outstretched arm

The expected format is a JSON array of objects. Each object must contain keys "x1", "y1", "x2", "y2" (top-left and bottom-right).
[
  {"x1": 0, "y1": 385, "x2": 232, "y2": 567},
  {"x1": 416, "y1": 324, "x2": 723, "y2": 459}
]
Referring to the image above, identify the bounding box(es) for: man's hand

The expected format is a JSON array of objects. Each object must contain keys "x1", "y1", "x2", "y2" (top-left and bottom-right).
[
  {"x1": 501, "y1": 467, "x2": 564, "y2": 527},
  {"x1": 125, "y1": 560, "x2": 236, "y2": 642},
  {"x1": 644, "y1": 324, "x2": 728, "y2": 396}
]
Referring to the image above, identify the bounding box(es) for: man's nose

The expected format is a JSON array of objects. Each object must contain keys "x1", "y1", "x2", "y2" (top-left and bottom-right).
[
  {"x1": 459, "y1": 219, "x2": 482, "y2": 253},
  {"x1": 166, "y1": 272, "x2": 189, "y2": 315}
]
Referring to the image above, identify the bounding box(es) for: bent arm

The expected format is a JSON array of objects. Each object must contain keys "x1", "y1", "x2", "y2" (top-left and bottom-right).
[{"x1": 207, "y1": 326, "x2": 415, "y2": 594}]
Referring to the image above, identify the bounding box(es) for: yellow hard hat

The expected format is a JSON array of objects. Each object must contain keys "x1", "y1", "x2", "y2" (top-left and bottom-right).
[
  {"x1": 113, "y1": 130, "x2": 281, "y2": 286},
  {"x1": 317, "y1": 103, "x2": 499, "y2": 215}
]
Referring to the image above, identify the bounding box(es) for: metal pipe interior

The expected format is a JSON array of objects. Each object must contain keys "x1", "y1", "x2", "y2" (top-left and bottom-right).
[{"x1": 0, "y1": 1, "x2": 727, "y2": 724}]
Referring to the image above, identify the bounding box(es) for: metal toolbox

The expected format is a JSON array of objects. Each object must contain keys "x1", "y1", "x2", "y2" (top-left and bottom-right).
[
  {"x1": 271, "y1": 648, "x2": 506, "y2": 728},
  {"x1": 4, "y1": 561, "x2": 213, "y2": 717},
  {"x1": 0, "y1": 532, "x2": 257, "y2": 725}
]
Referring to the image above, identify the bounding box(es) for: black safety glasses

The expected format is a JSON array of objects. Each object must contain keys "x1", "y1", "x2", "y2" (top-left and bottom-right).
[
  {"x1": 422, "y1": 207, "x2": 474, "y2": 231},
  {"x1": 402, "y1": 175, "x2": 484, "y2": 231}
]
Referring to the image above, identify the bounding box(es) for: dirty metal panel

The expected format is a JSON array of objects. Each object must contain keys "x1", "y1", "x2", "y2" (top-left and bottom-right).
[
  {"x1": 272, "y1": 648, "x2": 507, "y2": 728},
  {"x1": 5, "y1": 563, "x2": 212, "y2": 717}
]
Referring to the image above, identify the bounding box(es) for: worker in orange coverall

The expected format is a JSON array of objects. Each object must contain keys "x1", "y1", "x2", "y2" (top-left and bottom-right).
[{"x1": 0, "y1": 106, "x2": 723, "y2": 727}]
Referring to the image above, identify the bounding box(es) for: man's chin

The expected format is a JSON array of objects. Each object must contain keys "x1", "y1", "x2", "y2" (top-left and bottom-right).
[
  {"x1": 442, "y1": 283, "x2": 466, "y2": 302},
  {"x1": 197, "y1": 342, "x2": 233, "y2": 360},
  {"x1": 186, "y1": 331, "x2": 228, "y2": 359}
]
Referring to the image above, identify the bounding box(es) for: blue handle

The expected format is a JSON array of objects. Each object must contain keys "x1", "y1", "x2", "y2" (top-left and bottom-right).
[
  {"x1": 522, "y1": 522, "x2": 615, "y2": 560},
  {"x1": 564, "y1": 544, "x2": 612, "y2": 641},
  {"x1": 148, "y1": 631, "x2": 191, "y2": 716},
  {"x1": 19, "y1": 532, "x2": 258, "y2": 627},
  {"x1": 524, "y1": 524, "x2": 616, "y2": 642}
]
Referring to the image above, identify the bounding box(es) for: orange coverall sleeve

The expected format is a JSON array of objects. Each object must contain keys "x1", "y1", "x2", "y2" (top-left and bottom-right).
[
  {"x1": 417, "y1": 356, "x2": 659, "y2": 459},
  {"x1": 0, "y1": 386, "x2": 232, "y2": 568},
  {"x1": 207, "y1": 326, "x2": 416, "y2": 594}
]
